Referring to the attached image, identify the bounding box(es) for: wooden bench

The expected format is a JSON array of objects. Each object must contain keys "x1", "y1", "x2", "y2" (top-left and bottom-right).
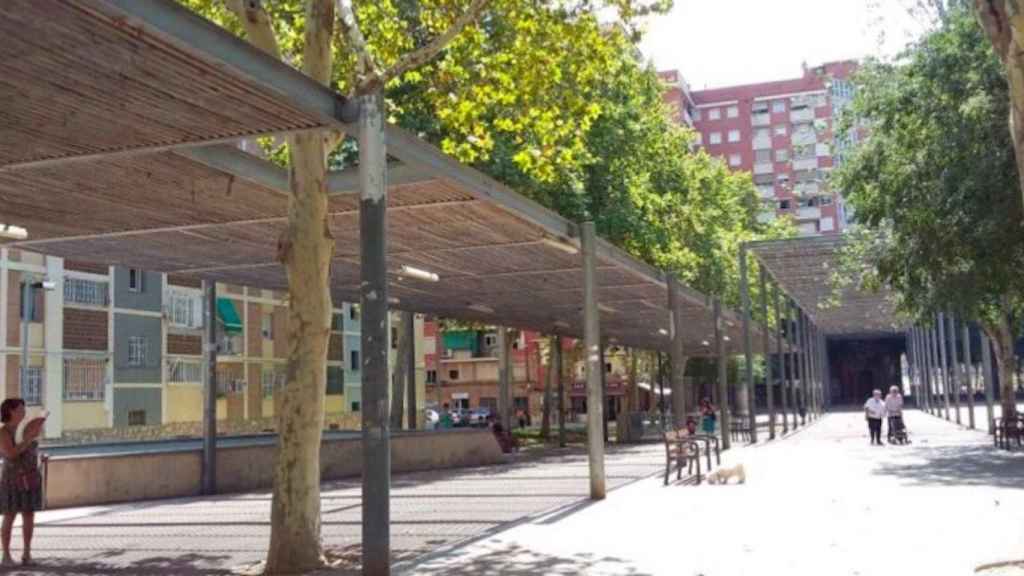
[
  {"x1": 663, "y1": 430, "x2": 702, "y2": 485},
  {"x1": 994, "y1": 416, "x2": 1023, "y2": 450}
]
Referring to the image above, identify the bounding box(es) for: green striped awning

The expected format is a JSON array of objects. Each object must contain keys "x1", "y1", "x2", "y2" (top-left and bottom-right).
[{"x1": 216, "y1": 298, "x2": 243, "y2": 333}]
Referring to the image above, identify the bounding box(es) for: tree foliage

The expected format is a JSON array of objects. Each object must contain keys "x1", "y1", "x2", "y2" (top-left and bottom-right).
[{"x1": 834, "y1": 6, "x2": 1024, "y2": 415}]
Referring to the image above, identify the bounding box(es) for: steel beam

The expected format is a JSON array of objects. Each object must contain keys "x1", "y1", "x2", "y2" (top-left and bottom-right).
[
  {"x1": 762, "y1": 269, "x2": 775, "y2": 439},
  {"x1": 982, "y1": 332, "x2": 996, "y2": 433},
  {"x1": 947, "y1": 314, "x2": 962, "y2": 425},
  {"x1": 962, "y1": 322, "x2": 975, "y2": 430},
  {"x1": 780, "y1": 291, "x2": 790, "y2": 434},
  {"x1": 582, "y1": 221, "x2": 606, "y2": 499},
  {"x1": 359, "y1": 90, "x2": 390, "y2": 576},
  {"x1": 405, "y1": 311, "x2": 417, "y2": 430},
  {"x1": 937, "y1": 314, "x2": 951, "y2": 420}
]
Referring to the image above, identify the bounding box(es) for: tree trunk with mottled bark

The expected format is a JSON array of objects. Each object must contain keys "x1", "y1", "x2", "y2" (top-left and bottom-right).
[
  {"x1": 391, "y1": 312, "x2": 411, "y2": 430},
  {"x1": 985, "y1": 316, "x2": 1019, "y2": 420}
]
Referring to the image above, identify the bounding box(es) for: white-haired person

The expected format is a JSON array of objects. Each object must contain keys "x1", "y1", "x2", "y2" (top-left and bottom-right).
[
  {"x1": 885, "y1": 385, "x2": 905, "y2": 443},
  {"x1": 863, "y1": 389, "x2": 886, "y2": 446}
]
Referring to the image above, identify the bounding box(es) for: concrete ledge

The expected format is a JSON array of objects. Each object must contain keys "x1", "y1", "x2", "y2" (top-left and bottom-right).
[{"x1": 44, "y1": 429, "x2": 503, "y2": 508}]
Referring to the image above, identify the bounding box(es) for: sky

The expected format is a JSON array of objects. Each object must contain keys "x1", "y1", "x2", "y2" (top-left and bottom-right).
[{"x1": 638, "y1": 0, "x2": 935, "y2": 90}]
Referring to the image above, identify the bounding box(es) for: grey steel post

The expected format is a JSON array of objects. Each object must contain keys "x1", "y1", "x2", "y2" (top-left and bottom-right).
[
  {"x1": 600, "y1": 344, "x2": 608, "y2": 442},
  {"x1": 761, "y1": 269, "x2": 775, "y2": 439},
  {"x1": 405, "y1": 311, "x2": 417, "y2": 430},
  {"x1": 555, "y1": 335, "x2": 566, "y2": 447},
  {"x1": 809, "y1": 323, "x2": 818, "y2": 420},
  {"x1": 790, "y1": 301, "x2": 798, "y2": 426},
  {"x1": 928, "y1": 323, "x2": 939, "y2": 416},
  {"x1": 581, "y1": 222, "x2": 606, "y2": 499},
  {"x1": 714, "y1": 298, "x2": 731, "y2": 450},
  {"x1": 359, "y1": 89, "x2": 391, "y2": 576},
  {"x1": 19, "y1": 280, "x2": 31, "y2": 408},
  {"x1": 801, "y1": 312, "x2": 811, "y2": 424},
  {"x1": 982, "y1": 332, "x2": 996, "y2": 434},
  {"x1": 947, "y1": 314, "x2": 962, "y2": 425},
  {"x1": 201, "y1": 280, "x2": 217, "y2": 496},
  {"x1": 774, "y1": 286, "x2": 790, "y2": 430},
  {"x1": 922, "y1": 327, "x2": 933, "y2": 413},
  {"x1": 498, "y1": 326, "x2": 511, "y2": 432},
  {"x1": 667, "y1": 276, "x2": 687, "y2": 426},
  {"x1": 823, "y1": 330, "x2": 832, "y2": 410},
  {"x1": 962, "y1": 322, "x2": 975, "y2": 429},
  {"x1": 937, "y1": 314, "x2": 951, "y2": 420},
  {"x1": 739, "y1": 245, "x2": 757, "y2": 442}
]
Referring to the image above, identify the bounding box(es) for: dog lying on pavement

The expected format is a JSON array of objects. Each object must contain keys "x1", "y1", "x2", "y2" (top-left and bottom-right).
[{"x1": 706, "y1": 463, "x2": 745, "y2": 485}]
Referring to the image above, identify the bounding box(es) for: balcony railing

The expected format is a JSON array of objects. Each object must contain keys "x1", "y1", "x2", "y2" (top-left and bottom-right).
[
  {"x1": 792, "y1": 157, "x2": 819, "y2": 171},
  {"x1": 756, "y1": 185, "x2": 776, "y2": 199},
  {"x1": 790, "y1": 108, "x2": 814, "y2": 123},
  {"x1": 753, "y1": 163, "x2": 774, "y2": 175},
  {"x1": 791, "y1": 130, "x2": 817, "y2": 146},
  {"x1": 798, "y1": 206, "x2": 822, "y2": 219},
  {"x1": 752, "y1": 135, "x2": 772, "y2": 150},
  {"x1": 751, "y1": 113, "x2": 770, "y2": 127}
]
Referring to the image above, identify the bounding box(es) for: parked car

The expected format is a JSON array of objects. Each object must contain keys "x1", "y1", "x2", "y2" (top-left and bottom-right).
[{"x1": 468, "y1": 408, "x2": 492, "y2": 427}]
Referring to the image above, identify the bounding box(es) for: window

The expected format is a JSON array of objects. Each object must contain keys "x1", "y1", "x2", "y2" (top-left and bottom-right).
[
  {"x1": 216, "y1": 369, "x2": 246, "y2": 394},
  {"x1": 168, "y1": 359, "x2": 203, "y2": 385},
  {"x1": 22, "y1": 367, "x2": 42, "y2": 406},
  {"x1": 727, "y1": 130, "x2": 741, "y2": 143},
  {"x1": 772, "y1": 100, "x2": 786, "y2": 113},
  {"x1": 261, "y1": 313, "x2": 273, "y2": 339},
  {"x1": 775, "y1": 149, "x2": 789, "y2": 162},
  {"x1": 779, "y1": 199, "x2": 792, "y2": 210},
  {"x1": 128, "y1": 268, "x2": 144, "y2": 293},
  {"x1": 391, "y1": 327, "x2": 398, "y2": 350},
  {"x1": 349, "y1": 304, "x2": 360, "y2": 321},
  {"x1": 127, "y1": 409, "x2": 146, "y2": 426},
  {"x1": 751, "y1": 101, "x2": 769, "y2": 114},
  {"x1": 820, "y1": 196, "x2": 835, "y2": 206},
  {"x1": 19, "y1": 287, "x2": 43, "y2": 323},
  {"x1": 331, "y1": 314, "x2": 343, "y2": 332},
  {"x1": 128, "y1": 336, "x2": 147, "y2": 367},
  {"x1": 448, "y1": 369, "x2": 460, "y2": 381},
  {"x1": 728, "y1": 154, "x2": 741, "y2": 167},
  {"x1": 726, "y1": 105, "x2": 739, "y2": 118},
  {"x1": 708, "y1": 108, "x2": 721, "y2": 120},
  {"x1": 774, "y1": 125, "x2": 787, "y2": 136},
  {"x1": 819, "y1": 217, "x2": 836, "y2": 232},
  {"x1": 753, "y1": 173, "x2": 774, "y2": 186},
  {"x1": 776, "y1": 173, "x2": 791, "y2": 186},
  {"x1": 692, "y1": 108, "x2": 701, "y2": 121},
  {"x1": 262, "y1": 367, "x2": 285, "y2": 397},
  {"x1": 350, "y1": 350, "x2": 360, "y2": 371},
  {"x1": 605, "y1": 363, "x2": 612, "y2": 374},
  {"x1": 754, "y1": 150, "x2": 772, "y2": 164},
  {"x1": 326, "y1": 366, "x2": 344, "y2": 395},
  {"x1": 426, "y1": 369, "x2": 437, "y2": 384},
  {"x1": 484, "y1": 333, "x2": 497, "y2": 348},
  {"x1": 167, "y1": 290, "x2": 201, "y2": 329},
  {"x1": 64, "y1": 358, "x2": 106, "y2": 401},
  {"x1": 351, "y1": 401, "x2": 361, "y2": 412},
  {"x1": 64, "y1": 278, "x2": 108, "y2": 306},
  {"x1": 754, "y1": 128, "x2": 771, "y2": 140},
  {"x1": 709, "y1": 132, "x2": 722, "y2": 145}
]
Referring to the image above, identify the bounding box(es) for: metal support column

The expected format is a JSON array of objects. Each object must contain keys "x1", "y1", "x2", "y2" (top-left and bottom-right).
[
  {"x1": 795, "y1": 307, "x2": 805, "y2": 427},
  {"x1": 359, "y1": 89, "x2": 391, "y2": 576},
  {"x1": 937, "y1": 314, "x2": 951, "y2": 420},
  {"x1": 928, "y1": 322, "x2": 941, "y2": 417},
  {"x1": 762, "y1": 270, "x2": 775, "y2": 439},
  {"x1": 582, "y1": 222, "x2": 606, "y2": 499},
  {"x1": 498, "y1": 326, "x2": 511, "y2": 432},
  {"x1": 982, "y1": 332, "x2": 996, "y2": 434},
  {"x1": 739, "y1": 245, "x2": 757, "y2": 442},
  {"x1": 782, "y1": 295, "x2": 792, "y2": 433},
  {"x1": 962, "y1": 322, "x2": 975, "y2": 429},
  {"x1": 405, "y1": 311, "x2": 417, "y2": 430},
  {"x1": 600, "y1": 344, "x2": 609, "y2": 443},
  {"x1": 667, "y1": 276, "x2": 687, "y2": 426},
  {"x1": 947, "y1": 314, "x2": 962, "y2": 425},
  {"x1": 714, "y1": 298, "x2": 731, "y2": 450},
  {"x1": 555, "y1": 335, "x2": 566, "y2": 447},
  {"x1": 201, "y1": 280, "x2": 217, "y2": 496}
]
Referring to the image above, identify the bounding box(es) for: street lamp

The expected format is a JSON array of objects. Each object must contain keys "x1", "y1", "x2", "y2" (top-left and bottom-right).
[{"x1": 20, "y1": 277, "x2": 55, "y2": 404}]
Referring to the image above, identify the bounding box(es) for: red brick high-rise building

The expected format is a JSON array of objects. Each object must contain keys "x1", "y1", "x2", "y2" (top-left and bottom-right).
[{"x1": 660, "y1": 61, "x2": 858, "y2": 235}]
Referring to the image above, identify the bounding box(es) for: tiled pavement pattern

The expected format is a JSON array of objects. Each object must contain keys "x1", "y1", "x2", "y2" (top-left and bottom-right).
[{"x1": 8, "y1": 443, "x2": 665, "y2": 574}]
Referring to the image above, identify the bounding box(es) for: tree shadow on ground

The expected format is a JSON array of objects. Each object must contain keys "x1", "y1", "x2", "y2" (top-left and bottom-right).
[
  {"x1": 1, "y1": 552, "x2": 233, "y2": 575},
  {"x1": 872, "y1": 443, "x2": 1024, "y2": 488},
  {"x1": 399, "y1": 542, "x2": 653, "y2": 576}
]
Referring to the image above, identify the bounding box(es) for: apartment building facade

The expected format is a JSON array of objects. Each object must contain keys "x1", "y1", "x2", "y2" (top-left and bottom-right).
[
  {"x1": 0, "y1": 249, "x2": 425, "y2": 440},
  {"x1": 661, "y1": 61, "x2": 858, "y2": 236}
]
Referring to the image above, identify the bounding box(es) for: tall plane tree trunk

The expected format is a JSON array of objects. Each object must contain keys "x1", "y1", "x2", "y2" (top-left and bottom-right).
[
  {"x1": 541, "y1": 336, "x2": 554, "y2": 439},
  {"x1": 976, "y1": 1, "x2": 1024, "y2": 203},
  {"x1": 986, "y1": 316, "x2": 1019, "y2": 420},
  {"x1": 225, "y1": 1, "x2": 336, "y2": 573},
  {"x1": 391, "y1": 312, "x2": 411, "y2": 429}
]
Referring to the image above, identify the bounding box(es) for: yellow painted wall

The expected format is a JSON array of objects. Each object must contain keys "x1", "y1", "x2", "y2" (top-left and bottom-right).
[
  {"x1": 166, "y1": 385, "x2": 203, "y2": 423},
  {"x1": 325, "y1": 394, "x2": 345, "y2": 414},
  {"x1": 62, "y1": 402, "x2": 107, "y2": 430},
  {"x1": 262, "y1": 398, "x2": 274, "y2": 419},
  {"x1": 217, "y1": 397, "x2": 227, "y2": 421}
]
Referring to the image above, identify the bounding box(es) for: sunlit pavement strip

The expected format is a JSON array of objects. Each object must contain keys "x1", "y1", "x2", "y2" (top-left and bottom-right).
[{"x1": 403, "y1": 410, "x2": 1024, "y2": 576}]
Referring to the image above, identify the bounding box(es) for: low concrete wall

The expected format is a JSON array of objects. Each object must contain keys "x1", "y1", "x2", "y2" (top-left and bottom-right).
[{"x1": 44, "y1": 429, "x2": 503, "y2": 509}]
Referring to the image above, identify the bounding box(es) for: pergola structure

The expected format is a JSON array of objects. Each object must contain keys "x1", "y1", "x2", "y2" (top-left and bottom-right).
[{"x1": 1, "y1": 1, "x2": 774, "y2": 573}]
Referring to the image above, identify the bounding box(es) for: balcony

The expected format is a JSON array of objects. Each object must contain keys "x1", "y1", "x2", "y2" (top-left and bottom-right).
[
  {"x1": 756, "y1": 185, "x2": 776, "y2": 199},
  {"x1": 751, "y1": 112, "x2": 770, "y2": 127},
  {"x1": 753, "y1": 163, "x2": 774, "y2": 175},
  {"x1": 790, "y1": 108, "x2": 814, "y2": 123},
  {"x1": 793, "y1": 182, "x2": 820, "y2": 197},
  {"x1": 792, "y1": 157, "x2": 818, "y2": 171},
  {"x1": 791, "y1": 129, "x2": 817, "y2": 146},
  {"x1": 816, "y1": 143, "x2": 831, "y2": 157},
  {"x1": 757, "y1": 211, "x2": 777, "y2": 224},
  {"x1": 219, "y1": 334, "x2": 244, "y2": 356},
  {"x1": 797, "y1": 206, "x2": 822, "y2": 219},
  {"x1": 752, "y1": 135, "x2": 772, "y2": 150}
]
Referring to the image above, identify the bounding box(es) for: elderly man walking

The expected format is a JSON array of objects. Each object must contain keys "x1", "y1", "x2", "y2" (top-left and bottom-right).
[
  {"x1": 864, "y1": 389, "x2": 886, "y2": 446},
  {"x1": 885, "y1": 386, "x2": 905, "y2": 443}
]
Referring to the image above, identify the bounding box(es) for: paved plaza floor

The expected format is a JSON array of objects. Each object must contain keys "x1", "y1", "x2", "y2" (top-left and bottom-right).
[{"x1": 6, "y1": 410, "x2": 1024, "y2": 575}]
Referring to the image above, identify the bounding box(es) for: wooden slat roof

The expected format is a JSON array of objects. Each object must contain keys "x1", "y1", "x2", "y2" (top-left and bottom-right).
[
  {"x1": 0, "y1": 0, "x2": 769, "y2": 356},
  {"x1": 749, "y1": 235, "x2": 906, "y2": 337}
]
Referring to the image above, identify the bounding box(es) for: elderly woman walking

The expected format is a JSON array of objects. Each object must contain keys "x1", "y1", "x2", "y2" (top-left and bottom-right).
[
  {"x1": 0, "y1": 398, "x2": 44, "y2": 566},
  {"x1": 863, "y1": 389, "x2": 886, "y2": 446}
]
